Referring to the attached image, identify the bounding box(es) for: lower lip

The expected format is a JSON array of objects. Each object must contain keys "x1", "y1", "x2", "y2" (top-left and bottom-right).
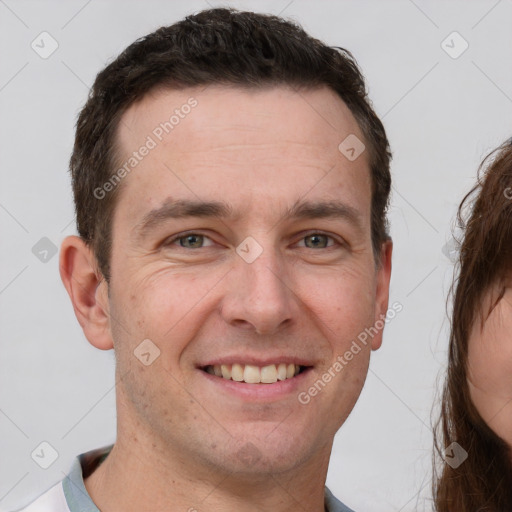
[{"x1": 199, "y1": 368, "x2": 313, "y2": 401}]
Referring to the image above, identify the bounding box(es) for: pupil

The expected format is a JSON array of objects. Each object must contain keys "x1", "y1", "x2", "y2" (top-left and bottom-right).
[
  {"x1": 307, "y1": 234, "x2": 326, "y2": 248},
  {"x1": 182, "y1": 235, "x2": 202, "y2": 248}
]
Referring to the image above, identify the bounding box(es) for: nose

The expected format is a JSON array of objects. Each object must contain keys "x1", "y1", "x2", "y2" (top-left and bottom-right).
[{"x1": 220, "y1": 247, "x2": 297, "y2": 336}]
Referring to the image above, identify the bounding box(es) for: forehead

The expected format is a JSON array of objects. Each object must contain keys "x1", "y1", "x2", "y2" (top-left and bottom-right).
[
  {"x1": 118, "y1": 84, "x2": 363, "y2": 152},
  {"x1": 113, "y1": 84, "x2": 371, "y2": 228}
]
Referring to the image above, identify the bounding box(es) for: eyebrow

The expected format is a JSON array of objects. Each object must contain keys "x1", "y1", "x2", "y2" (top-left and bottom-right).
[
  {"x1": 133, "y1": 197, "x2": 363, "y2": 239},
  {"x1": 133, "y1": 199, "x2": 234, "y2": 238},
  {"x1": 287, "y1": 199, "x2": 362, "y2": 228}
]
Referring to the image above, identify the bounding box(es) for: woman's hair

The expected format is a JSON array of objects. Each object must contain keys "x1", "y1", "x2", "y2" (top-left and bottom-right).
[{"x1": 434, "y1": 139, "x2": 512, "y2": 511}]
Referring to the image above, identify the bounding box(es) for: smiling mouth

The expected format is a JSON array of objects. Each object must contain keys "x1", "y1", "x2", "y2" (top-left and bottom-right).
[{"x1": 201, "y1": 363, "x2": 309, "y2": 384}]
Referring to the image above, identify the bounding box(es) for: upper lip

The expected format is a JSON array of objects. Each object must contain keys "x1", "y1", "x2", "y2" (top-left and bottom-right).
[{"x1": 197, "y1": 355, "x2": 315, "y2": 368}]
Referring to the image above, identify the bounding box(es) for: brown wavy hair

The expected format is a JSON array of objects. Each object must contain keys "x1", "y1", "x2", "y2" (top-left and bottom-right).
[
  {"x1": 434, "y1": 139, "x2": 512, "y2": 511},
  {"x1": 69, "y1": 7, "x2": 391, "y2": 282}
]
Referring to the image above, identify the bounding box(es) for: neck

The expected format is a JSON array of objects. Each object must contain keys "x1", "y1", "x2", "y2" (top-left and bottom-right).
[{"x1": 84, "y1": 428, "x2": 331, "y2": 512}]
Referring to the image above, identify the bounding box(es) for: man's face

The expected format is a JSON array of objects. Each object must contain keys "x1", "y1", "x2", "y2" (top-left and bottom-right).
[{"x1": 102, "y1": 85, "x2": 391, "y2": 475}]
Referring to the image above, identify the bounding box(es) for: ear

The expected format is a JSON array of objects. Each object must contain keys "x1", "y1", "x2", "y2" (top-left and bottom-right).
[
  {"x1": 59, "y1": 235, "x2": 113, "y2": 350},
  {"x1": 371, "y1": 239, "x2": 393, "y2": 351}
]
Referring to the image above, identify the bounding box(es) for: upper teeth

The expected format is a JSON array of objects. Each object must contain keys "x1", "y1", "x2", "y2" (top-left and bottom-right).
[{"x1": 205, "y1": 363, "x2": 301, "y2": 384}]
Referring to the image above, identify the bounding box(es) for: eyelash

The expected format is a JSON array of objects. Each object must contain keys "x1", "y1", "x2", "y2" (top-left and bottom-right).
[{"x1": 164, "y1": 231, "x2": 344, "y2": 250}]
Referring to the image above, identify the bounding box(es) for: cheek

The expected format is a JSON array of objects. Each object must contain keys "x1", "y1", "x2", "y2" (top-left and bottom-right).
[
  {"x1": 114, "y1": 269, "x2": 209, "y2": 334},
  {"x1": 110, "y1": 268, "x2": 230, "y2": 387},
  {"x1": 468, "y1": 311, "x2": 512, "y2": 399},
  {"x1": 467, "y1": 305, "x2": 512, "y2": 447},
  {"x1": 299, "y1": 266, "x2": 376, "y2": 340}
]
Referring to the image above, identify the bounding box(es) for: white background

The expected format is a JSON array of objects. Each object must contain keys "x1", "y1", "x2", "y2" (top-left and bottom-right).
[{"x1": 1, "y1": 1, "x2": 511, "y2": 511}]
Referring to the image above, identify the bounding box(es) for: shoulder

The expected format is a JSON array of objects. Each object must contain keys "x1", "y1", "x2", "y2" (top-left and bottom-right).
[
  {"x1": 325, "y1": 486, "x2": 356, "y2": 512},
  {"x1": 9, "y1": 482, "x2": 69, "y2": 512}
]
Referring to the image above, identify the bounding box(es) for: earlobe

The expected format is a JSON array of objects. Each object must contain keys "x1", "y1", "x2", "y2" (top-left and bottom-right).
[
  {"x1": 371, "y1": 239, "x2": 393, "y2": 351},
  {"x1": 59, "y1": 235, "x2": 114, "y2": 351}
]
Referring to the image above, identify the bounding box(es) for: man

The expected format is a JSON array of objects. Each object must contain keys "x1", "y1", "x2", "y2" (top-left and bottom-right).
[{"x1": 16, "y1": 7, "x2": 392, "y2": 512}]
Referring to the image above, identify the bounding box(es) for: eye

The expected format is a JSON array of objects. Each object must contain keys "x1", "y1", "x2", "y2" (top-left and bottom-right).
[
  {"x1": 297, "y1": 233, "x2": 337, "y2": 249},
  {"x1": 167, "y1": 233, "x2": 215, "y2": 249}
]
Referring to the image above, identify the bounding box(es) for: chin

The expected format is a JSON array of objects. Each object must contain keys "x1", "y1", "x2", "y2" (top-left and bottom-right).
[{"x1": 209, "y1": 426, "x2": 324, "y2": 476}]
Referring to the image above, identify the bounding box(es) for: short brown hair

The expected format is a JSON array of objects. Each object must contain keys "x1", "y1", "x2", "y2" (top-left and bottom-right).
[
  {"x1": 70, "y1": 7, "x2": 391, "y2": 281},
  {"x1": 434, "y1": 139, "x2": 512, "y2": 510}
]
